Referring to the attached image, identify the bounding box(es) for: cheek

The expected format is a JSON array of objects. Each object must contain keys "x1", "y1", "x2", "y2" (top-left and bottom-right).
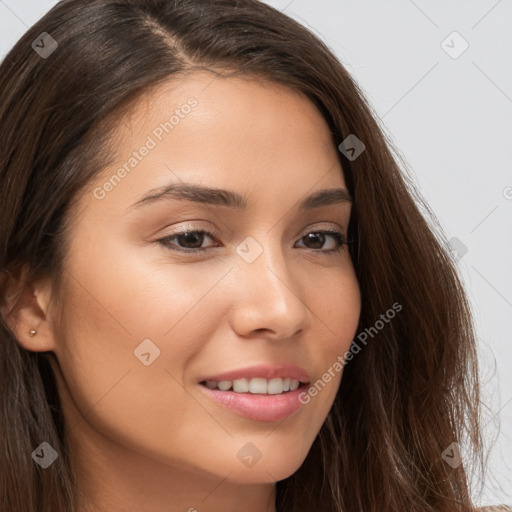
[
  {"x1": 52, "y1": 241, "x2": 243, "y2": 463},
  {"x1": 53, "y1": 275, "x2": 218, "y2": 467},
  {"x1": 61, "y1": 228, "x2": 230, "y2": 345},
  {"x1": 302, "y1": 269, "x2": 361, "y2": 405},
  {"x1": 310, "y1": 265, "x2": 361, "y2": 352}
]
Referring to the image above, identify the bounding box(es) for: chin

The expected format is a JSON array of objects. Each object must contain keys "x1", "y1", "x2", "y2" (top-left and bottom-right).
[{"x1": 225, "y1": 450, "x2": 309, "y2": 484}]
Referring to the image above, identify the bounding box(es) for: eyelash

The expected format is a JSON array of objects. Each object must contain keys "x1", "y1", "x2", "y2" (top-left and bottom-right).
[{"x1": 156, "y1": 227, "x2": 349, "y2": 255}]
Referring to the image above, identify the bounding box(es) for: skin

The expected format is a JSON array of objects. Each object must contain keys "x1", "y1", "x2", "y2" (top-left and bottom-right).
[{"x1": 7, "y1": 72, "x2": 361, "y2": 512}]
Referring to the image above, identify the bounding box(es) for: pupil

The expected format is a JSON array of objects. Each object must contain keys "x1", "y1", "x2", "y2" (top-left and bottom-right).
[
  {"x1": 179, "y1": 232, "x2": 203, "y2": 248},
  {"x1": 305, "y1": 232, "x2": 324, "y2": 249}
]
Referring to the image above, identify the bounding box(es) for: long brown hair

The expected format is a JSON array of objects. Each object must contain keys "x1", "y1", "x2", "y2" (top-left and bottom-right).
[{"x1": 0, "y1": 1, "x2": 484, "y2": 510}]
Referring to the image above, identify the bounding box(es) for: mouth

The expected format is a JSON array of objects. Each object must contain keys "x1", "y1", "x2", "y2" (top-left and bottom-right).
[{"x1": 199, "y1": 377, "x2": 308, "y2": 395}]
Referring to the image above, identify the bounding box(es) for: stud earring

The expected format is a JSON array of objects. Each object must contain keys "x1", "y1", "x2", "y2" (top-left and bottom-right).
[{"x1": 29, "y1": 329, "x2": 37, "y2": 336}]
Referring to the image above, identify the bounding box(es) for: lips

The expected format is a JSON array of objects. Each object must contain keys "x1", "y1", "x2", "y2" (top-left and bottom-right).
[{"x1": 198, "y1": 381, "x2": 309, "y2": 422}]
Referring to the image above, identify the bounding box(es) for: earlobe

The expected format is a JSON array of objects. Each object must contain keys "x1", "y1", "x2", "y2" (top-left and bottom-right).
[{"x1": 0, "y1": 270, "x2": 57, "y2": 353}]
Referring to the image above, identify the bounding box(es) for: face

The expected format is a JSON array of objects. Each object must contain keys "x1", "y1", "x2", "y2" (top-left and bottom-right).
[{"x1": 43, "y1": 72, "x2": 361, "y2": 486}]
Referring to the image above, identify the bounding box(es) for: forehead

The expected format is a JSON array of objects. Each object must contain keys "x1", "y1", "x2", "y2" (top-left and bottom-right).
[
  {"x1": 119, "y1": 71, "x2": 338, "y2": 154},
  {"x1": 81, "y1": 71, "x2": 347, "y2": 218}
]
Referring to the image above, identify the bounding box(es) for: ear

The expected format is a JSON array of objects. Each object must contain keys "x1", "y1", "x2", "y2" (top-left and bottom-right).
[{"x1": 0, "y1": 267, "x2": 57, "y2": 352}]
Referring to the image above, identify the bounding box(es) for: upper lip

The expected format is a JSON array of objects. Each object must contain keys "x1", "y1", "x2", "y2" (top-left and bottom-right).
[{"x1": 198, "y1": 364, "x2": 310, "y2": 384}]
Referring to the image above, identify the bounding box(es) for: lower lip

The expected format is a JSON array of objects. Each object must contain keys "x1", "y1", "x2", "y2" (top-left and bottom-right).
[{"x1": 198, "y1": 383, "x2": 308, "y2": 422}]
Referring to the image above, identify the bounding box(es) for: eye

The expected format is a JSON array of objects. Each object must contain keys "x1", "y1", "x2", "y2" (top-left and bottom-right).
[
  {"x1": 156, "y1": 228, "x2": 221, "y2": 253},
  {"x1": 156, "y1": 227, "x2": 348, "y2": 254},
  {"x1": 295, "y1": 229, "x2": 347, "y2": 253}
]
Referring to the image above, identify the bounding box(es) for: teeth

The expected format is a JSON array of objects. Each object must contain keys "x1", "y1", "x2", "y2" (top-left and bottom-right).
[
  {"x1": 232, "y1": 378, "x2": 249, "y2": 393},
  {"x1": 217, "y1": 380, "x2": 232, "y2": 391},
  {"x1": 203, "y1": 377, "x2": 302, "y2": 394},
  {"x1": 249, "y1": 377, "x2": 267, "y2": 394},
  {"x1": 267, "y1": 378, "x2": 283, "y2": 394}
]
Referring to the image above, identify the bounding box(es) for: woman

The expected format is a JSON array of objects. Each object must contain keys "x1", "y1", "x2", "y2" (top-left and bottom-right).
[{"x1": 0, "y1": 0, "x2": 507, "y2": 511}]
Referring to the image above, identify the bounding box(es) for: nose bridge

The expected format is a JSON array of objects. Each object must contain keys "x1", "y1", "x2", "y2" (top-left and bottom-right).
[
  {"x1": 237, "y1": 231, "x2": 292, "y2": 291},
  {"x1": 230, "y1": 232, "x2": 309, "y2": 337}
]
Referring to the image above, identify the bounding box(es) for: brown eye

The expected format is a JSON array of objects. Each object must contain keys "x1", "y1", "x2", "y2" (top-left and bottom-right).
[
  {"x1": 157, "y1": 229, "x2": 220, "y2": 253},
  {"x1": 174, "y1": 231, "x2": 207, "y2": 249},
  {"x1": 302, "y1": 232, "x2": 326, "y2": 249},
  {"x1": 296, "y1": 230, "x2": 347, "y2": 253}
]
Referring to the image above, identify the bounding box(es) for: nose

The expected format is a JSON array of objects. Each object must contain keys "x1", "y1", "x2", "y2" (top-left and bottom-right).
[{"x1": 228, "y1": 237, "x2": 310, "y2": 340}]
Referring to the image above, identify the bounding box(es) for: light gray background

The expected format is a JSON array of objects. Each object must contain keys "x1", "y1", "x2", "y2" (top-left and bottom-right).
[{"x1": 1, "y1": 0, "x2": 510, "y2": 506}]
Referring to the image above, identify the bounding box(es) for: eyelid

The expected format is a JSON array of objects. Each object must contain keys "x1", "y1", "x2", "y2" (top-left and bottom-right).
[{"x1": 299, "y1": 221, "x2": 347, "y2": 235}]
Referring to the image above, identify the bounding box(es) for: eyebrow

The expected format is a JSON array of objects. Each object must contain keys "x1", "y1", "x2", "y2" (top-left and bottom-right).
[{"x1": 127, "y1": 182, "x2": 352, "y2": 212}]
